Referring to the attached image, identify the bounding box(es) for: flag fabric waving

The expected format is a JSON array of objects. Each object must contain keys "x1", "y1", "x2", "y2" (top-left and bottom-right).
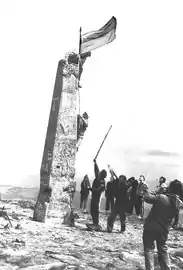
[{"x1": 80, "y1": 16, "x2": 117, "y2": 54}]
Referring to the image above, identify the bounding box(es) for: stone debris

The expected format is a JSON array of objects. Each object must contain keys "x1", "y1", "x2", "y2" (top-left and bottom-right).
[{"x1": 0, "y1": 200, "x2": 183, "y2": 269}]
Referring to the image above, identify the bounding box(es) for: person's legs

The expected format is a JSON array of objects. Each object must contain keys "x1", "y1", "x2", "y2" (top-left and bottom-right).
[
  {"x1": 126, "y1": 198, "x2": 133, "y2": 215},
  {"x1": 80, "y1": 194, "x2": 84, "y2": 209},
  {"x1": 110, "y1": 196, "x2": 114, "y2": 211},
  {"x1": 107, "y1": 203, "x2": 118, "y2": 232},
  {"x1": 156, "y1": 233, "x2": 171, "y2": 270},
  {"x1": 143, "y1": 230, "x2": 156, "y2": 270},
  {"x1": 83, "y1": 194, "x2": 89, "y2": 211},
  {"x1": 90, "y1": 196, "x2": 99, "y2": 225},
  {"x1": 119, "y1": 205, "x2": 126, "y2": 232},
  {"x1": 105, "y1": 196, "x2": 110, "y2": 211},
  {"x1": 131, "y1": 198, "x2": 136, "y2": 215},
  {"x1": 135, "y1": 196, "x2": 143, "y2": 219},
  {"x1": 135, "y1": 196, "x2": 141, "y2": 216},
  {"x1": 140, "y1": 197, "x2": 144, "y2": 219}
]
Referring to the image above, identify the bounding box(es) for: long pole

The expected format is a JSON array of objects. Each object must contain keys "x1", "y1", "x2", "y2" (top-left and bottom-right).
[{"x1": 94, "y1": 125, "x2": 112, "y2": 161}]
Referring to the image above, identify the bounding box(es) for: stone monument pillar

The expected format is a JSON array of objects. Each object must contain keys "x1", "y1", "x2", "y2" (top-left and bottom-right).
[{"x1": 33, "y1": 51, "x2": 91, "y2": 222}]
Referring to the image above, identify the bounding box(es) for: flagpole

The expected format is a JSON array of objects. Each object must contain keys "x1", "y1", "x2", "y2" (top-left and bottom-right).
[{"x1": 78, "y1": 27, "x2": 82, "y2": 115}]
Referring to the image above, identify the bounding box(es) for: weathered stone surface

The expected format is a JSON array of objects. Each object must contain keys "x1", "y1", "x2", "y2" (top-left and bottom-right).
[
  {"x1": 1, "y1": 200, "x2": 183, "y2": 269},
  {"x1": 33, "y1": 52, "x2": 90, "y2": 223}
]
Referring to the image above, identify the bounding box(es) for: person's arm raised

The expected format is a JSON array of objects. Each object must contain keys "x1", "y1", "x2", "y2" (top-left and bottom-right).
[{"x1": 93, "y1": 159, "x2": 100, "y2": 179}]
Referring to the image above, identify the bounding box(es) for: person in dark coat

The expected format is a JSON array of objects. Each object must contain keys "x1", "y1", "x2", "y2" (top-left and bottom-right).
[
  {"x1": 80, "y1": 174, "x2": 91, "y2": 211},
  {"x1": 89, "y1": 159, "x2": 107, "y2": 230},
  {"x1": 107, "y1": 171, "x2": 133, "y2": 233},
  {"x1": 126, "y1": 177, "x2": 138, "y2": 215},
  {"x1": 142, "y1": 179, "x2": 183, "y2": 270},
  {"x1": 105, "y1": 177, "x2": 115, "y2": 211}
]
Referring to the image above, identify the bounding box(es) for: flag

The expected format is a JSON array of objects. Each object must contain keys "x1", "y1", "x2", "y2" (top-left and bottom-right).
[{"x1": 80, "y1": 16, "x2": 117, "y2": 54}]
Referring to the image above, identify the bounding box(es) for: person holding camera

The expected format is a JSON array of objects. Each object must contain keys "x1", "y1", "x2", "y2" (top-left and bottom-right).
[{"x1": 142, "y1": 179, "x2": 183, "y2": 270}]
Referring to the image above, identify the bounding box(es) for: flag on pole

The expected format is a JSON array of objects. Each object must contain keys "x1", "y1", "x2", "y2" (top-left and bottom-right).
[{"x1": 80, "y1": 16, "x2": 117, "y2": 54}]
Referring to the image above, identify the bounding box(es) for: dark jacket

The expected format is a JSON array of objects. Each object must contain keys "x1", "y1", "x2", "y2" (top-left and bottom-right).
[
  {"x1": 91, "y1": 163, "x2": 105, "y2": 198},
  {"x1": 131, "y1": 179, "x2": 139, "y2": 197},
  {"x1": 144, "y1": 191, "x2": 183, "y2": 234},
  {"x1": 105, "y1": 181, "x2": 115, "y2": 198},
  {"x1": 113, "y1": 177, "x2": 131, "y2": 204}
]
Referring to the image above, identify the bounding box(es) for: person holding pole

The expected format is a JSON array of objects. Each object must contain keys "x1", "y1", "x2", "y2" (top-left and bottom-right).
[
  {"x1": 89, "y1": 159, "x2": 107, "y2": 230},
  {"x1": 86, "y1": 125, "x2": 112, "y2": 231}
]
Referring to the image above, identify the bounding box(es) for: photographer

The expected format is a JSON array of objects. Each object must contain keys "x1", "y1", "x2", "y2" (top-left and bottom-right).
[{"x1": 142, "y1": 179, "x2": 183, "y2": 270}]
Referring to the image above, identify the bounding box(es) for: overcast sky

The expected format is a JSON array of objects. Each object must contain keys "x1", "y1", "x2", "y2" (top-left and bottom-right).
[{"x1": 0, "y1": 1, "x2": 183, "y2": 187}]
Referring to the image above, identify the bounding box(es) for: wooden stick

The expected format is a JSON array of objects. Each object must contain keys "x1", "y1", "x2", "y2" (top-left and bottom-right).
[{"x1": 94, "y1": 125, "x2": 112, "y2": 161}]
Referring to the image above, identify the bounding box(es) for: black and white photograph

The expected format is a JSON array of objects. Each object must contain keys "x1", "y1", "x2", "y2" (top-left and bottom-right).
[{"x1": 0, "y1": 1, "x2": 183, "y2": 269}]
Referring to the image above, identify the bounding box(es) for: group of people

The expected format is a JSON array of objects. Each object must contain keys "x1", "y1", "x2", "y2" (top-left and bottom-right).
[{"x1": 79, "y1": 160, "x2": 183, "y2": 270}]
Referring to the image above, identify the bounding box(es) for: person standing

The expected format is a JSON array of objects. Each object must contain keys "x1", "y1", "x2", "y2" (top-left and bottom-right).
[
  {"x1": 107, "y1": 172, "x2": 133, "y2": 233},
  {"x1": 89, "y1": 159, "x2": 107, "y2": 230},
  {"x1": 105, "y1": 176, "x2": 115, "y2": 211},
  {"x1": 80, "y1": 174, "x2": 91, "y2": 211},
  {"x1": 142, "y1": 179, "x2": 183, "y2": 270},
  {"x1": 127, "y1": 177, "x2": 138, "y2": 215},
  {"x1": 154, "y1": 176, "x2": 168, "y2": 194},
  {"x1": 136, "y1": 175, "x2": 147, "y2": 219}
]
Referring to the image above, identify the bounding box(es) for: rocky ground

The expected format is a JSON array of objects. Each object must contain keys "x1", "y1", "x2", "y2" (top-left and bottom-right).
[{"x1": 0, "y1": 200, "x2": 183, "y2": 270}]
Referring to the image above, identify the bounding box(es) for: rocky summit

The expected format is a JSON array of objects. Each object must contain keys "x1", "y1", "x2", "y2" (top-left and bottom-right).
[{"x1": 0, "y1": 200, "x2": 183, "y2": 270}]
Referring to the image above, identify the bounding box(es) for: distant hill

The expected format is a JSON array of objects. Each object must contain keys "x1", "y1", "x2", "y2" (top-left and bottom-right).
[{"x1": 0, "y1": 186, "x2": 39, "y2": 201}]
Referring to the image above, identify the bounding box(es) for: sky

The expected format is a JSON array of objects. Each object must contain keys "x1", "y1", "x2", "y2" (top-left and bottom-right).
[{"x1": 0, "y1": 0, "x2": 183, "y2": 188}]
